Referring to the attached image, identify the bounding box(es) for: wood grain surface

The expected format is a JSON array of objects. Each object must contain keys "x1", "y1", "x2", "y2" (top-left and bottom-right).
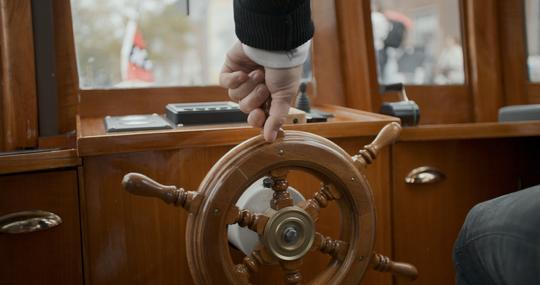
[
  {"x1": 0, "y1": 170, "x2": 83, "y2": 285},
  {"x1": 392, "y1": 139, "x2": 527, "y2": 285},
  {"x1": 0, "y1": 0, "x2": 38, "y2": 150},
  {"x1": 0, "y1": 149, "x2": 80, "y2": 175},
  {"x1": 81, "y1": 135, "x2": 393, "y2": 285}
]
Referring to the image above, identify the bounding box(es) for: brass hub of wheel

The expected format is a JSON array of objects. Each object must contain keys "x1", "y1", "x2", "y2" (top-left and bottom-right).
[{"x1": 262, "y1": 206, "x2": 315, "y2": 261}]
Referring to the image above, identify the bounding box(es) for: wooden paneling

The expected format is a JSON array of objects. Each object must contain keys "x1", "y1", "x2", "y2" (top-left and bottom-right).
[
  {"x1": 498, "y1": 0, "x2": 529, "y2": 106},
  {"x1": 498, "y1": 0, "x2": 540, "y2": 105},
  {"x1": 528, "y1": 84, "x2": 540, "y2": 103},
  {"x1": 79, "y1": 86, "x2": 228, "y2": 118},
  {"x1": 0, "y1": 149, "x2": 80, "y2": 175},
  {"x1": 334, "y1": 0, "x2": 378, "y2": 112},
  {"x1": 311, "y1": 0, "x2": 346, "y2": 106},
  {"x1": 0, "y1": 170, "x2": 83, "y2": 285},
  {"x1": 77, "y1": 106, "x2": 398, "y2": 157},
  {"x1": 0, "y1": 0, "x2": 38, "y2": 150},
  {"x1": 53, "y1": 0, "x2": 79, "y2": 133},
  {"x1": 382, "y1": 86, "x2": 473, "y2": 125},
  {"x1": 81, "y1": 137, "x2": 393, "y2": 285},
  {"x1": 392, "y1": 139, "x2": 522, "y2": 285},
  {"x1": 464, "y1": 0, "x2": 504, "y2": 122},
  {"x1": 399, "y1": 121, "x2": 540, "y2": 142}
]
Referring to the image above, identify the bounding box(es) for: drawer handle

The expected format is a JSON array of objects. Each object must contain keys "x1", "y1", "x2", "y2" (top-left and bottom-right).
[
  {"x1": 405, "y1": 166, "x2": 445, "y2": 184},
  {"x1": 0, "y1": 210, "x2": 62, "y2": 234}
]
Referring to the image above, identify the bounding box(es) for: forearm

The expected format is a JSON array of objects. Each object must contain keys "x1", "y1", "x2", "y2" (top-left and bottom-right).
[{"x1": 234, "y1": 0, "x2": 314, "y2": 51}]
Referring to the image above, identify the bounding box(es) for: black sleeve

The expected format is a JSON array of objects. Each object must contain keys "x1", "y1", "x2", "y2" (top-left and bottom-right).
[{"x1": 233, "y1": 0, "x2": 314, "y2": 51}]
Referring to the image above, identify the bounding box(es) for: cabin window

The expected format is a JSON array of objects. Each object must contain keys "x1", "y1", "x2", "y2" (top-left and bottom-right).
[
  {"x1": 71, "y1": 0, "x2": 237, "y2": 89},
  {"x1": 71, "y1": 0, "x2": 313, "y2": 90},
  {"x1": 526, "y1": 0, "x2": 540, "y2": 82},
  {"x1": 370, "y1": 0, "x2": 465, "y2": 85}
]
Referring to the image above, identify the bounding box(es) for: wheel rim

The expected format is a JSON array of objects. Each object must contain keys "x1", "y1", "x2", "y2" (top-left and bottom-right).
[{"x1": 186, "y1": 131, "x2": 375, "y2": 285}]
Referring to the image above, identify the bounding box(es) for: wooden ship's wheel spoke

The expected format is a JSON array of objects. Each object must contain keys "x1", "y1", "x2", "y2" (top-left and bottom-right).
[
  {"x1": 267, "y1": 170, "x2": 295, "y2": 210},
  {"x1": 312, "y1": 233, "x2": 348, "y2": 261},
  {"x1": 280, "y1": 259, "x2": 304, "y2": 285},
  {"x1": 234, "y1": 245, "x2": 276, "y2": 284},
  {"x1": 299, "y1": 184, "x2": 341, "y2": 222},
  {"x1": 227, "y1": 207, "x2": 269, "y2": 235}
]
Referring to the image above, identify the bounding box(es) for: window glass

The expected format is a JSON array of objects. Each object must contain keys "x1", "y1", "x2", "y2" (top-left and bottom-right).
[
  {"x1": 526, "y1": 0, "x2": 540, "y2": 82},
  {"x1": 71, "y1": 0, "x2": 237, "y2": 89},
  {"x1": 370, "y1": 0, "x2": 465, "y2": 85}
]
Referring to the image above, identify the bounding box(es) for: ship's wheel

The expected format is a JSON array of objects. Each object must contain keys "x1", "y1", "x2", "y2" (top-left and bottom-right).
[{"x1": 122, "y1": 123, "x2": 417, "y2": 284}]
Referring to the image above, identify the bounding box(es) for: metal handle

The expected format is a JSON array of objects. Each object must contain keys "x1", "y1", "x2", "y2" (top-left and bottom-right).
[
  {"x1": 0, "y1": 210, "x2": 62, "y2": 234},
  {"x1": 405, "y1": 166, "x2": 446, "y2": 184}
]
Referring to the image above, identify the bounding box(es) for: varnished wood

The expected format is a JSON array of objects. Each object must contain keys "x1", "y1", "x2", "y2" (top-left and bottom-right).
[
  {"x1": 353, "y1": 122, "x2": 401, "y2": 169},
  {"x1": 498, "y1": 0, "x2": 540, "y2": 105},
  {"x1": 528, "y1": 84, "x2": 540, "y2": 104},
  {"x1": 371, "y1": 253, "x2": 418, "y2": 281},
  {"x1": 399, "y1": 121, "x2": 540, "y2": 142},
  {"x1": 300, "y1": 184, "x2": 341, "y2": 222},
  {"x1": 185, "y1": 130, "x2": 377, "y2": 284},
  {"x1": 464, "y1": 0, "x2": 504, "y2": 122},
  {"x1": 498, "y1": 0, "x2": 529, "y2": 106},
  {"x1": 121, "y1": 173, "x2": 202, "y2": 213},
  {"x1": 392, "y1": 139, "x2": 524, "y2": 284},
  {"x1": 334, "y1": 0, "x2": 378, "y2": 112},
  {"x1": 310, "y1": 0, "x2": 345, "y2": 106},
  {"x1": 77, "y1": 105, "x2": 398, "y2": 157},
  {"x1": 0, "y1": 0, "x2": 38, "y2": 150},
  {"x1": 0, "y1": 149, "x2": 80, "y2": 175},
  {"x1": 38, "y1": 132, "x2": 77, "y2": 149},
  {"x1": 53, "y1": 0, "x2": 79, "y2": 133},
  {"x1": 0, "y1": 170, "x2": 83, "y2": 285},
  {"x1": 81, "y1": 135, "x2": 392, "y2": 285}
]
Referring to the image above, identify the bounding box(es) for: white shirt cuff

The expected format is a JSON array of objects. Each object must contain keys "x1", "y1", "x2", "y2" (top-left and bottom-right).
[{"x1": 242, "y1": 40, "x2": 312, "y2": 69}]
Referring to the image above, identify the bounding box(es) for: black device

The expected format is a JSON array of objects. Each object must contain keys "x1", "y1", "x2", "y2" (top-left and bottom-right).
[
  {"x1": 166, "y1": 102, "x2": 248, "y2": 126},
  {"x1": 295, "y1": 82, "x2": 334, "y2": 123},
  {"x1": 379, "y1": 83, "x2": 420, "y2": 127},
  {"x1": 104, "y1": 114, "x2": 173, "y2": 133}
]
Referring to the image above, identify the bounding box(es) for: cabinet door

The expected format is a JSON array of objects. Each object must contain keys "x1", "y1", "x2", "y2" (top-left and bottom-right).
[
  {"x1": 392, "y1": 139, "x2": 520, "y2": 285},
  {"x1": 0, "y1": 170, "x2": 83, "y2": 285}
]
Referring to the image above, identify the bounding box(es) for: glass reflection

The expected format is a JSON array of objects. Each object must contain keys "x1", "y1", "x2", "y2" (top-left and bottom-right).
[
  {"x1": 526, "y1": 0, "x2": 540, "y2": 82},
  {"x1": 371, "y1": 0, "x2": 465, "y2": 85}
]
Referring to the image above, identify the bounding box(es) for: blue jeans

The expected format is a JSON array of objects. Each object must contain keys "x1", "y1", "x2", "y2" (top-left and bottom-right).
[{"x1": 453, "y1": 185, "x2": 540, "y2": 285}]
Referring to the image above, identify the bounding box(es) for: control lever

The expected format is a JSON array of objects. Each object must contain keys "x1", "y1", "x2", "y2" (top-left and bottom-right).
[{"x1": 379, "y1": 83, "x2": 420, "y2": 127}]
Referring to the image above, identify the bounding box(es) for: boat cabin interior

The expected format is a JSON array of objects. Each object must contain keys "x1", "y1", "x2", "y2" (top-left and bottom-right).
[{"x1": 1, "y1": 0, "x2": 539, "y2": 284}]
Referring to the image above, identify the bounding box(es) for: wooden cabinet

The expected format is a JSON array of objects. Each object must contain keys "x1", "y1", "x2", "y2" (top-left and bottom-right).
[
  {"x1": 391, "y1": 138, "x2": 539, "y2": 285},
  {"x1": 76, "y1": 109, "x2": 400, "y2": 285},
  {"x1": 80, "y1": 138, "x2": 393, "y2": 285},
  {"x1": 0, "y1": 170, "x2": 83, "y2": 285}
]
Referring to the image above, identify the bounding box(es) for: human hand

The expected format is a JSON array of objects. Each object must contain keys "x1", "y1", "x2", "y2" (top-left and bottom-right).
[{"x1": 220, "y1": 42, "x2": 302, "y2": 142}]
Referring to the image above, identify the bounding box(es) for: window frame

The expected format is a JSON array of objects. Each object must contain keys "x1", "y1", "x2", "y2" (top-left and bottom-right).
[
  {"x1": 499, "y1": 0, "x2": 540, "y2": 105},
  {"x1": 59, "y1": 0, "x2": 348, "y2": 119},
  {"x1": 335, "y1": 0, "x2": 506, "y2": 124}
]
